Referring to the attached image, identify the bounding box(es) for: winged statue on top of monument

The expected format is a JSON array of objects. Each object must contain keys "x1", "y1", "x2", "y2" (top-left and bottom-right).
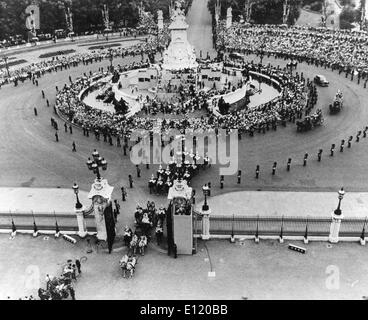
[{"x1": 171, "y1": 0, "x2": 185, "y2": 22}]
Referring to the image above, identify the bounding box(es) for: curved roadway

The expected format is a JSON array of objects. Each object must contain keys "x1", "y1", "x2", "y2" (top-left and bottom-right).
[{"x1": 0, "y1": 0, "x2": 368, "y2": 226}]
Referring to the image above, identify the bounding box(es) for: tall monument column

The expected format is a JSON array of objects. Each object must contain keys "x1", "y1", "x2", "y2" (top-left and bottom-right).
[
  {"x1": 162, "y1": 1, "x2": 198, "y2": 71},
  {"x1": 157, "y1": 10, "x2": 164, "y2": 29},
  {"x1": 226, "y1": 7, "x2": 232, "y2": 29}
]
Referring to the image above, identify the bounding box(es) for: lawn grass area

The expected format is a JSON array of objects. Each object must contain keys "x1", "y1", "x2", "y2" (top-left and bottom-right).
[
  {"x1": 39, "y1": 49, "x2": 76, "y2": 59},
  {"x1": 88, "y1": 43, "x2": 122, "y2": 51}
]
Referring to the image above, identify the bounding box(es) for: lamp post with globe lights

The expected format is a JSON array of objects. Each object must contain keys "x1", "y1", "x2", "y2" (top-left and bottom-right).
[
  {"x1": 72, "y1": 183, "x2": 83, "y2": 210},
  {"x1": 202, "y1": 184, "x2": 210, "y2": 211},
  {"x1": 334, "y1": 188, "x2": 345, "y2": 216},
  {"x1": 329, "y1": 187, "x2": 346, "y2": 243},
  {"x1": 86, "y1": 149, "x2": 108, "y2": 181},
  {"x1": 72, "y1": 182, "x2": 87, "y2": 238},
  {"x1": 85, "y1": 149, "x2": 114, "y2": 244}
]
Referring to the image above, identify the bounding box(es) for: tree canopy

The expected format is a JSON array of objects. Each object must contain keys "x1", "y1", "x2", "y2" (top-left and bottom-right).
[
  {"x1": 208, "y1": 0, "x2": 302, "y2": 25},
  {"x1": 0, "y1": 0, "x2": 183, "y2": 40}
]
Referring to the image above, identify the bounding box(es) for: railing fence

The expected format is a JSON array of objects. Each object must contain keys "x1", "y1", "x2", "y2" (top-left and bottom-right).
[{"x1": 193, "y1": 213, "x2": 368, "y2": 238}]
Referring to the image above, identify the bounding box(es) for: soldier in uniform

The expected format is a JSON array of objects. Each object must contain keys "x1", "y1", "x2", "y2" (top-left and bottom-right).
[
  {"x1": 183, "y1": 170, "x2": 191, "y2": 183},
  {"x1": 348, "y1": 136, "x2": 353, "y2": 148},
  {"x1": 330, "y1": 144, "x2": 335, "y2": 156},
  {"x1": 121, "y1": 187, "x2": 127, "y2": 202},
  {"x1": 148, "y1": 174, "x2": 156, "y2": 194},
  {"x1": 165, "y1": 178, "x2": 173, "y2": 194},
  {"x1": 156, "y1": 222, "x2": 163, "y2": 246},
  {"x1": 318, "y1": 149, "x2": 323, "y2": 162},
  {"x1": 156, "y1": 176, "x2": 164, "y2": 195},
  {"x1": 303, "y1": 153, "x2": 308, "y2": 166},
  {"x1": 272, "y1": 162, "x2": 277, "y2": 175},
  {"x1": 114, "y1": 200, "x2": 120, "y2": 218},
  {"x1": 157, "y1": 165, "x2": 164, "y2": 178},
  {"x1": 287, "y1": 158, "x2": 291, "y2": 171}
]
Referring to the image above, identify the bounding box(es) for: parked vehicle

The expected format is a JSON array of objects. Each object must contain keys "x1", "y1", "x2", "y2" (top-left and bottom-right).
[{"x1": 314, "y1": 74, "x2": 329, "y2": 87}]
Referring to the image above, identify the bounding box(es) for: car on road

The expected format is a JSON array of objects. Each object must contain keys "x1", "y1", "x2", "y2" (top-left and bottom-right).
[
  {"x1": 314, "y1": 74, "x2": 329, "y2": 87},
  {"x1": 229, "y1": 52, "x2": 243, "y2": 60}
]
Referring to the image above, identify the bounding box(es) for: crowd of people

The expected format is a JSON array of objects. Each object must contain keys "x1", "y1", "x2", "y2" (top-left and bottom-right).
[
  {"x1": 216, "y1": 22, "x2": 368, "y2": 80},
  {"x1": 0, "y1": 30, "x2": 170, "y2": 87},
  {"x1": 148, "y1": 149, "x2": 210, "y2": 196},
  {"x1": 56, "y1": 56, "x2": 312, "y2": 145}
]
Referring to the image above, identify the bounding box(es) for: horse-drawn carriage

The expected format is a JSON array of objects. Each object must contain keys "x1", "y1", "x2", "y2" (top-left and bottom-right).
[
  {"x1": 38, "y1": 270, "x2": 74, "y2": 300},
  {"x1": 124, "y1": 225, "x2": 149, "y2": 255},
  {"x1": 286, "y1": 60, "x2": 298, "y2": 71},
  {"x1": 119, "y1": 254, "x2": 138, "y2": 278},
  {"x1": 329, "y1": 90, "x2": 343, "y2": 114},
  {"x1": 296, "y1": 109, "x2": 324, "y2": 132}
]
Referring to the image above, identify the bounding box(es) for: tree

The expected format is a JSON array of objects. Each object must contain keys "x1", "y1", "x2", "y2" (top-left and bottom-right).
[
  {"x1": 208, "y1": 0, "x2": 301, "y2": 25},
  {"x1": 339, "y1": 5, "x2": 360, "y2": 29},
  {"x1": 0, "y1": 0, "x2": 192, "y2": 40}
]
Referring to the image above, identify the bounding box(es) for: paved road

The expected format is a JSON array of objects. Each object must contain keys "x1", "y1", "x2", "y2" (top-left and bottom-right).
[
  {"x1": 1, "y1": 2, "x2": 368, "y2": 301},
  {"x1": 2, "y1": 235, "x2": 368, "y2": 300},
  {"x1": 0, "y1": 1, "x2": 368, "y2": 227},
  {"x1": 187, "y1": 0, "x2": 216, "y2": 58}
]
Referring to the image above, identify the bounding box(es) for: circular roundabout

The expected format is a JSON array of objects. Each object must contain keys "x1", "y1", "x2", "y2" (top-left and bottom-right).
[
  {"x1": 2, "y1": 0, "x2": 368, "y2": 301},
  {"x1": 1, "y1": 22, "x2": 368, "y2": 221}
]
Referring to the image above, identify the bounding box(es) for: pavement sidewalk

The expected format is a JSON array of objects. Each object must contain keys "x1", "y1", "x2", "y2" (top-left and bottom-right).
[
  {"x1": 2, "y1": 188, "x2": 367, "y2": 219},
  {"x1": 0, "y1": 188, "x2": 89, "y2": 214},
  {"x1": 196, "y1": 191, "x2": 368, "y2": 218}
]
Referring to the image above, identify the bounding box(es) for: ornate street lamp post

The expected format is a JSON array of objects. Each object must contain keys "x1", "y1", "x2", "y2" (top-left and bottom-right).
[
  {"x1": 202, "y1": 184, "x2": 210, "y2": 211},
  {"x1": 329, "y1": 187, "x2": 346, "y2": 243},
  {"x1": 86, "y1": 149, "x2": 108, "y2": 181},
  {"x1": 86, "y1": 149, "x2": 114, "y2": 248},
  {"x1": 72, "y1": 183, "x2": 83, "y2": 210},
  {"x1": 334, "y1": 188, "x2": 345, "y2": 216}
]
